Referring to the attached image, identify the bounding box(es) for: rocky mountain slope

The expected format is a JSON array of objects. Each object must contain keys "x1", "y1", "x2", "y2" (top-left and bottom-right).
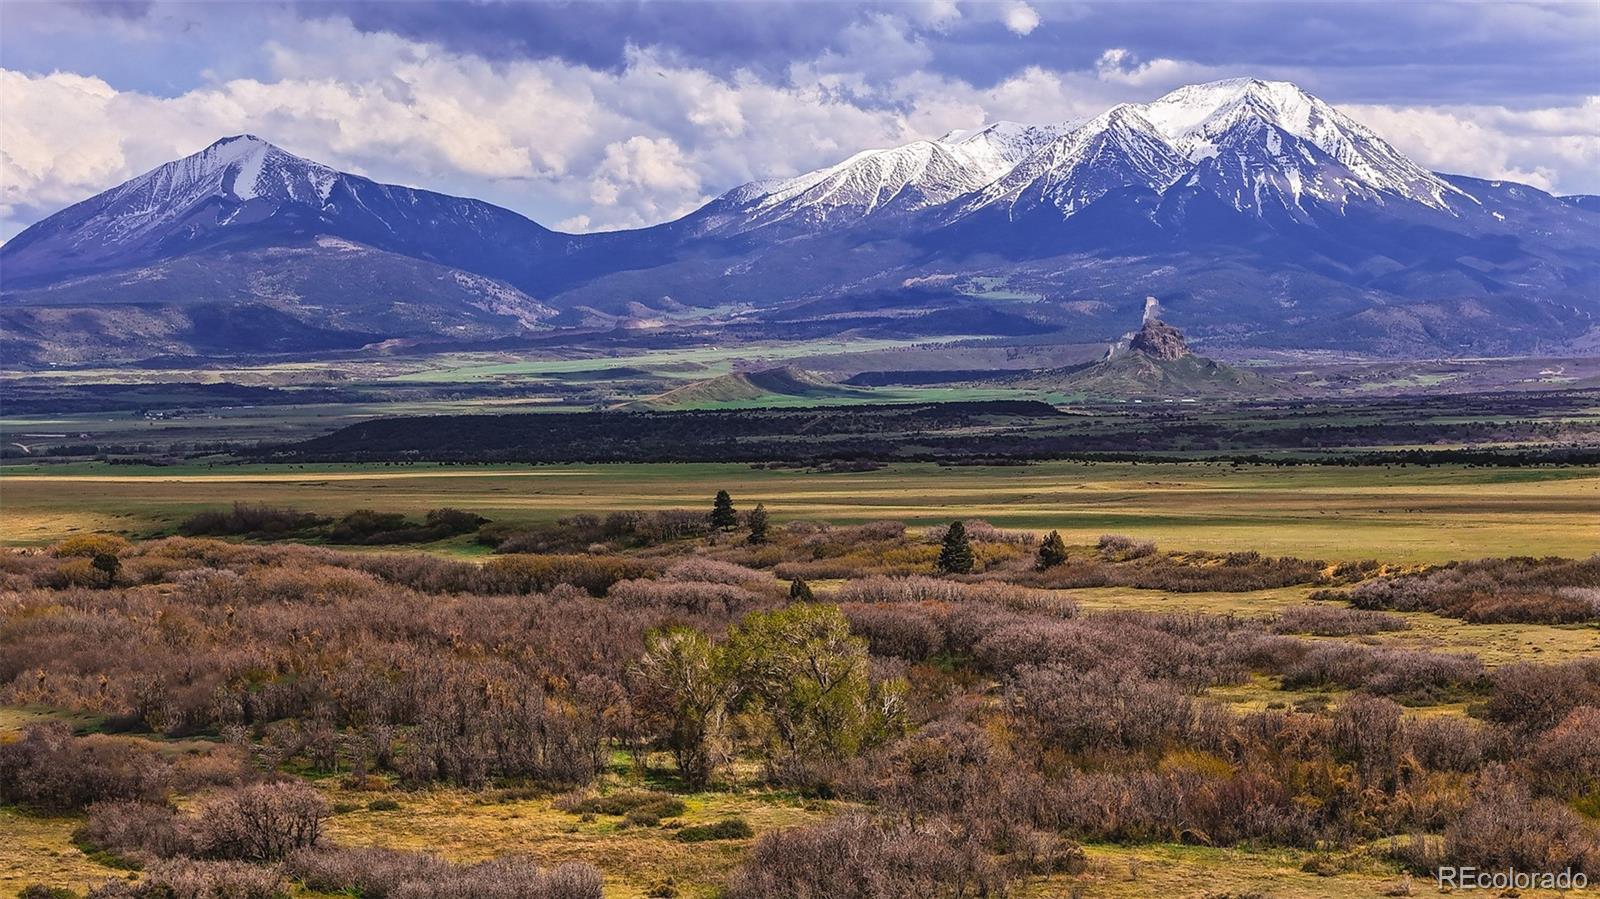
[{"x1": 4, "y1": 80, "x2": 1597, "y2": 363}]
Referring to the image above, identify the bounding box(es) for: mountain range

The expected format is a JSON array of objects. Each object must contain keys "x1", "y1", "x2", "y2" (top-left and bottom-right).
[{"x1": 3, "y1": 78, "x2": 1597, "y2": 364}]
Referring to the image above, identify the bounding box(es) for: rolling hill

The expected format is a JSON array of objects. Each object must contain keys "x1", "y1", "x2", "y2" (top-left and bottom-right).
[{"x1": 635, "y1": 367, "x2": 871, "y2": 409}]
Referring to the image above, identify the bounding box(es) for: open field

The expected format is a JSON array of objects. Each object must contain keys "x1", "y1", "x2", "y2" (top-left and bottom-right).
[
  {"x1": 0, "y1": 752, "x2": 1493, "y2": 899},
  {"x1": 1073, "y1": 586, "x2": 1600, "y2": 668},
  {"x1": 4, "y1": 460, "x2": 1596, "y2": 562},
  {"x1": 3, "y1": 498, "x2": 1597, "y2": 898}
]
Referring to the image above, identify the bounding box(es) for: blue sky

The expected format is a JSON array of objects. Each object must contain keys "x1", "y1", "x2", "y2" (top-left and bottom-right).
[{"x1": 2, "y1": 0, "x2": 1597, "y2": 239}]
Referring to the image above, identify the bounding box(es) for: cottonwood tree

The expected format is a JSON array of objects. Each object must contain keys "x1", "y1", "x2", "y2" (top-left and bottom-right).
[
  {"x1": 635, "y1": 627, "x2": 735, "y2": 787},
  {"x1": 725, "y1": 604, "x2": 906, "y2": 775}
]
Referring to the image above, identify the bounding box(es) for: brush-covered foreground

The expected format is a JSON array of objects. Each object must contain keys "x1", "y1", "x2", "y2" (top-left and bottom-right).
[{"x1": 2, "y1": 513, "x2": 1598, "y2": 898}]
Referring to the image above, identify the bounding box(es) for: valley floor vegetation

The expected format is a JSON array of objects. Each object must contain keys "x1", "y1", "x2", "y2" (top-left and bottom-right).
[{"x1": 2, "y1": 500, "x2": 1599, "y2": 898}]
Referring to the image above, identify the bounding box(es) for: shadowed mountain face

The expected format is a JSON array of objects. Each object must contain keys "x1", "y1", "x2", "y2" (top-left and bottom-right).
[{"x1": 4, "y1": 79, "x2": 1599, "y2": 363}]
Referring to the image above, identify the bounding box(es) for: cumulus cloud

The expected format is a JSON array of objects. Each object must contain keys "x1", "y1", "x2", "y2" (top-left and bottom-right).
[
  {"x1": 1348, "y1": 98, "x2": 1600, "y2": 194},
  {"x1": 1001, "y1": 2, "x2": 1041, "y2": 35},
  {"x1": 1093, "y1": 48, "x2": 1231, "y2": 87},
  {"x1": 2, "y1": 6, "x2": 1599, "y2": 242}
]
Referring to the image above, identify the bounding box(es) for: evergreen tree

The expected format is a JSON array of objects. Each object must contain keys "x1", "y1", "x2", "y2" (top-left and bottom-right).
[
  {"x1": 748, "y1": 503, "x2": 770, "y2": 545},
  {"x1": 91, "y1": 552, "x2": 121, "y2": 585},
  {"x1": 789, "y1": 577, "x2": 814, "y2": 602},
  {"x1": 1036, "y1": 530, "x2": 1069, "y2": 570},
  {"x1": 936, "y1": 520, "x2": 975, "y2": 575},
  {"x1": 710, "y1": 490, "x2": 738, "y2": 531}
]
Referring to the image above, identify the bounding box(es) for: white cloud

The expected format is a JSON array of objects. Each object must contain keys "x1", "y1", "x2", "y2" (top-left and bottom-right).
[
  {"x1": 588, "y1": 136, "x2": 707, "y2": 227},
  {"x1": 1001, "y1": 2, "x2": 1041, "y2": 35},
  {"x1": 1094, "y1": 47, "x2": 1228, "y2": 87},
  {"x1": 1348, "y1": 98, "x2": 1600, "y2": 194},
  {"x1": 4, "y1": 14, "x2": 1599, "y2": 243}
]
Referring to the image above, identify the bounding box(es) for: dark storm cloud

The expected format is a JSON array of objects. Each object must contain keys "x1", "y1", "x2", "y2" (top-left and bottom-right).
[
  {"x1": 302, "y1": 1, "x2": 873, "y2": 79},
  {"x1": 289, "y1": 0, "x2": 1599, "y2": 107}
]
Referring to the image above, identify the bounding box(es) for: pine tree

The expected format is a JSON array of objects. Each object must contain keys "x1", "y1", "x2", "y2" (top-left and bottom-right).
[
  {"x1": 1036, "y1": 530, "x2": 1068, "y2": 570},
  {"x1": 789, "y1": 577, "x2": 814, "y2": 602},
  {"x1": 710, "y1": 490, "x2": 738, "y2": 531},
  {"x1": 936, "y1": 520, "x2": 974, "y2": 575},
  {"x1": 747, "y1": 502, "x2": 770, "y2": 544}
]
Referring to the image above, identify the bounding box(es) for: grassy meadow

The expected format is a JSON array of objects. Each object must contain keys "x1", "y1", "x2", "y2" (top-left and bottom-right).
[{"x1": 3, "y1": 460, "x2": 1596, "y2": 562}]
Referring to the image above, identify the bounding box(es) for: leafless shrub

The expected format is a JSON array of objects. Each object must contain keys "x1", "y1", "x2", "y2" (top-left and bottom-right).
[
  {"x1": 0, "y1": 724, "x2": 169, "y2": 812},
  {"x1": 383, "y1": 855, "x2": 602, "y2": 899},
  {"x1": 662, "y1": 558, "x2": 769, "y2": 585},
  {"x1": 841, "y1": 604, "x2": 945, "y2": 660},
  {"x1": 725, "y1": 814, "x2": 1011, "y2": 899},
  {"x1": 186, "y1": 782, "x2": 329, "y2": 862},
  {"x1": 1443, "y1": 766, "x2": 1600, "y2": 876},
  {"x1": 835, "y1": 576, "x2": 1072, "y2": 617},
  {"x1": 1274, "y1": 604, "x2": 1407, "y2": 636},
  {"x1": 1528, "y1": 707, "x2": 1600, "y2": 797},
  {"x1": 79, "y1": 800, "x2": 187, "y2": 861},
  {"x1": 1331, "y1": 695, "x2": 1404, "y2": 783},
  {"x1": 1348, "y1": 555, "x2": 1600, "y2": 624},
  {"x1": 1281, "y1": 644, "x2": 1483, "y2": 699},
  {"x1": 926, "y1": 520, "x2": 1033, "y2": 545},
  {"x1": 1487, "y1": 660, "x2": 1600, "y2": 734},
  {"x1": 1007, "y1": 664, "x2": 1197, "y2": 754},
  {"x1": 288, "y1": 847, "x2": 448, "y2": 897},
  {"x1": 1098, "y1": 534, "x2": 1157, "y2": 559},
  {"x1": 478, "y1": 554, "x2": 653, "y2": 596},
  {"x1": 86, "y1": 860, "x2": 286, "y2": 899},
  {"x1": 1404, "y1": 715, "x2": 1491, "y2": 773},
  {"x1": 608, "y1": 578, "x2": 767, "y2": 616}
]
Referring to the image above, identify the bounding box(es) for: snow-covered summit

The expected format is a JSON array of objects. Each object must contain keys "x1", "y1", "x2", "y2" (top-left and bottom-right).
[
  {"x1": 68, "y1": 135, "x2": 343, "y2": 248},
  {"x1": 709, "y1": 77, "x2": 1471, "y2": 233},
  {"x1": 963, "y1": 104, "x2": 1190, "y2": 218},
  {"x1": 116, "y1": 134, "x2": 339, "y2": 208},
  {"x1": 938, "y1": 120, "x2": 1074, "y2": 174},
  {"x1": 1134, "y1": 79, "x2": 1464, "y2": 208}
]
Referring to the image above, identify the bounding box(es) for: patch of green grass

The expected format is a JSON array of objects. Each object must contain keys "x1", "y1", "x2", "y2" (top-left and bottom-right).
[{"x1": 674, "y1": 818, "x2": 754, "y2": 842}]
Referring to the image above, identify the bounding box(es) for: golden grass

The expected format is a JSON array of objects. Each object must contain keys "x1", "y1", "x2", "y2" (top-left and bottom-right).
[
  {"x1": 319, "y1": 780, "x2": 839, "y2": 899},
  {"x1": 0, "y1": 807, "x2": 117, "y2": 898},
  {"x1": 1042, "y1": 842, "x2": 1413, "y2": 899},
  {"x1": 1072, "y1": 585, "x2": 1600, "y2": 667},
  {"x1": 4, "y1": 461, "x2": 1597, "y2": 562}
]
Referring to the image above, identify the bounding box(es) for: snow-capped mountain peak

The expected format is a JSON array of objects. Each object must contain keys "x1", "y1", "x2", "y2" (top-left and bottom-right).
[
  {"x1": 959, "y1": 104, "x2": 1190, "y2": 219},
  {"x1": 709, "y1": 134, "x2": 1036, "y2": 234},
  {"x1": 937, "y1": 120, "x2": 1075, "y2": 172},
  {"x1": 1135, "y1": 79, "x2": 1464, "y2": 208},
  {"x1": 116, "y1": 134, "x2": 340, "y2": 209},
  {"x1": 704, "y1": 77, "x2": 1469, "y2": 233},
  {"x1": 59, "y1": 135, "x2": 346, "y2": 251}
]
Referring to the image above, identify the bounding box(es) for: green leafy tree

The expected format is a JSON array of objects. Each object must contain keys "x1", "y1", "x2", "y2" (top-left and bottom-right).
[
  {"x1": 710, "y1": 490, "x2": 739, "y2": 531},
  {"x1": 747, "y1": 503, "x2": 770, "y2": 545},
  {"x1": 1036, "y1": 530, "x2": 1069, "y2": 570},
  {"x1": 788, "y1": 577, "x2": 814, "y2": 602},
  {"x1": 936, "y1": 520, "x2": 975, "y2": 575},
  {"x1": 725, "y1": 605, "x2": 906, "y2": 770},
  {"x1": 635, "y1": 627, "x2": 735, "y2": 787}
]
